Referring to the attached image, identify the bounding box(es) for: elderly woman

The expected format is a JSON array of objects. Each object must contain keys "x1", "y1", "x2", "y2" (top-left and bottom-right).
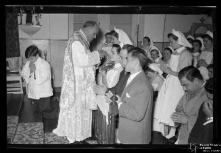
[
  {"x1": 171, "y1": 66, "x2": 209, "y2": 144},
  {"x1": 198, "y1": 31, "x2": 213, "y2": 81},
  {"x1": 192, "y1": 38, "x2": 204, "y2": 67},
  {"x1": 141, "y1": 36, "x2": 154, "y2": 58},
  {"x1": 153, "y1": 29, "x2": 193, "y2": 143},
  {"x1": 199, "y1": 31, "x2": 213, "y2": 66}
]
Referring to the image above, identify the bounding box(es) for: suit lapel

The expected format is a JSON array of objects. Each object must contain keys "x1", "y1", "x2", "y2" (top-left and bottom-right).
[{"x1": 121, "y1": 71, "x2": 144, "y2": 99}]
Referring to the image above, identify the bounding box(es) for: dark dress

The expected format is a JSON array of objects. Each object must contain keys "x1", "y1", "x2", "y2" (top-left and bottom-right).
[
  {"x1": 108, "y1": 69, "x2": 130, "y2": 97},
  {"x1": 188, "y1": 103, "x2": 213, "y2": 144},
  {"x1": 108, "y1": 69, "x2": 130, "y2": 129}
]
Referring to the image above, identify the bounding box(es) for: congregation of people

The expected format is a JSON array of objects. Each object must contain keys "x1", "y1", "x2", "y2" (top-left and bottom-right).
[{"x1": 21, "y1": 20, "x2": 213, "y2": 145}]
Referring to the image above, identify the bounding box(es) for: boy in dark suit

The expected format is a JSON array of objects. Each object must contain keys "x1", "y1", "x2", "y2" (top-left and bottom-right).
[{"x1": 115, "y1": 47, "x2": 153, "y2": 144}]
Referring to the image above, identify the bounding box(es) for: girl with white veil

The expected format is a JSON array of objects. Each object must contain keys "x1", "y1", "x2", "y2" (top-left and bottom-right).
[
  {"x1": 141, "y1": 36, "x2": 154, "y2": 59},
  {"x1": 153, "y1": 29, "x2": 193, "y2": 143}
]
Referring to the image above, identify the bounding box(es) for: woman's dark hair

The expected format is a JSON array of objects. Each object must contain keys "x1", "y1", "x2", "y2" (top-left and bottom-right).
[
  {"x1": 150, "y1": 49, "x2": 159, "y2": 54},
  {"x1": 122, "y1": 44, "x2": 134, "y2": 53},
  {"x1": 112, "y1": 44, "x2": 121, "y2": 54},
  {"x1": 167, "y1": 33, "x2": 179, "y2": 41},
  {"x1": 129, "y1": 47, "x2": 152, "y2": 71},
  {"x1": 164, "y1": 47, "x2": 173, "y2": 54},
  {"x1": 25, "y1": 45, "x2": 41, "y2": 59},
  {"x1": 178, "y1": 66, "x2": 203, "y2": 82},
  {"x1": 143, "y1": 36, "x2": 151, "y2": 43},
  {"x1": 105, "y1": 32, "x2": 111, "y2": 37},
  {"x1": 205, "y1": 78, "x2": 213, "y2": 94},
  {"x1": 109, "y1": 30, "x2": 119, "y2": 39},
  {"x1": 207, "y1": 64, "x2": 213, "y2": 70}
]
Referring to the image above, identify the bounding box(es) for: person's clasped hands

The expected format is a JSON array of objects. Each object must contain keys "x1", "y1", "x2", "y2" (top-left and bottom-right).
[
  {"x1": 29, "y1": 62, "x2": 36, "y2": 74},
  {"x1": 171, "y1": 112, "x2": 188, "y2": 124}
]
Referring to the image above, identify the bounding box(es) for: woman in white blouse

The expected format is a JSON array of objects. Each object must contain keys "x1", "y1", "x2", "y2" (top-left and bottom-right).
[{"x1": 98, "y1": 44, "x2": 123, "y2": 89}]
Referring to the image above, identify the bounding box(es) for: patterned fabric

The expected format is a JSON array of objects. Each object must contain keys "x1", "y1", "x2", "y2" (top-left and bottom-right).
[
  {"x1": 13, "y1": 122, "x2": 44, "y2": 144},
  {"x1": 7, "y1": 116, "x2": 19, "y2": 142},
  {"x1": 44, "y1": 132, "x2": 69, "y2": 144},
  {"x1": 53, "y1": 30, "x2": 100, "y2": 143},
  {"x1": 6, "y1": 7, "x2": 20, "y2": 58}
]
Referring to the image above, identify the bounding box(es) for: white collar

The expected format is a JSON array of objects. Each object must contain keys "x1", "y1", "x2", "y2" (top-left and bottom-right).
[
  {"x1": 129, "y1": 71, "x2": 141, "y2": 79},
  {"x1": 126, "y1": 71, "x2": 141, "y2": 87}
]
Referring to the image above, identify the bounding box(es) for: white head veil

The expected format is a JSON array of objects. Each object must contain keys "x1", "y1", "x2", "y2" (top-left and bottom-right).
[
  {"x1": 187, "y1": 35, "x2": 195, "y2": 40},
  {"x1": 171, "y1": 29, "x2": 192, "y2": 48},
  {"x1": 143, "y1": 36, "x2": 154, "y2": 47},
  {"x1": 205, "y1": 31, "x2": 213, "y2": 39},
  {"x1": 149, "y1": 45, "x2": 162, "y2": 61},
  {"x1": 196, "y1": 37, "x2": 205, "y2": 50},
  {"x1": 114, "y1": 27, "x2": 133, "y2": 47},
  {"x1": 167, "y1": 46, "x2": 175, "y2": 53}
]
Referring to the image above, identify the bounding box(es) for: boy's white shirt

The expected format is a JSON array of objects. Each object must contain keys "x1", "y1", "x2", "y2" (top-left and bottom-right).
[{"x1": 21, "y1": 57, "x2": 53, "y2": 99}]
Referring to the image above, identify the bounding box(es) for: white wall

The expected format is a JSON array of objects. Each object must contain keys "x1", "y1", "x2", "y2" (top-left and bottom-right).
[
  {"x1": 18, "y1": 13, "x2": 213, "y2": 87},
  {"x1": 19, "y1": 14, "x2": 69, "y2": 87},
  {"x1": 143, "y1": 15, "x2": 165, "y2": 42}
]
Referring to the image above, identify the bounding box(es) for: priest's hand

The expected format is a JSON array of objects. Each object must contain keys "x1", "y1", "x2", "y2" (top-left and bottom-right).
[
  {"x1": 98, "y1": 50, "x2": 109, "y2": 59},
  {"x1": 93, "y1": 84, "x2": 107, "y2": 95}
]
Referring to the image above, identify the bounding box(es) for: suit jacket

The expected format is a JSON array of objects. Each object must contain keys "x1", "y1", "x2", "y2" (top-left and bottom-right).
[
  {"x1": 117, "y1": 71, "x2": 153, "y2": 144},
  {"x1": 188, "y1": 103, "x2": 213, "y2": 144},
  {"x1": 175, "y1": 87, "x2": 208, "y2": 144}
]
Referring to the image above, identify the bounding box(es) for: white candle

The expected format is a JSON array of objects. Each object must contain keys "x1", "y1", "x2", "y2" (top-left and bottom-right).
[{"x1": 137, "y1": 14, "x2": 140, "y2": 25}]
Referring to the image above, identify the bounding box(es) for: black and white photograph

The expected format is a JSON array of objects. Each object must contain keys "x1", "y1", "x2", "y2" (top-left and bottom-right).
[{"x1": 5, "y1": 4, "x2": 218, "y2": 151}]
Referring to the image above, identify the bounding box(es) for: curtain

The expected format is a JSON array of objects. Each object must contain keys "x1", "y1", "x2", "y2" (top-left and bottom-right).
[{"x1": 6, "y1": 7, "x2": 20, "y2": 58}]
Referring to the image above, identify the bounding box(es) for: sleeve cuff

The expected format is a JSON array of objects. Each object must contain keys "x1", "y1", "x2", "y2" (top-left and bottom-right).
[{"x1": 118, "y1": 102, "x2": 122, "y2": 109}]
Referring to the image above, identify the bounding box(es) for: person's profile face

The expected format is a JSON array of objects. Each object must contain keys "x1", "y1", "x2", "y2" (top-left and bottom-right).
[
  {"x1": 120, "y1": 49, "x2": 128, "y2": 67},
  {"x1": 105, "y1": 35, "x2": 113, "y2": 44},
  {"x1": 193, "y1": 42, "x2": 201, "y2": 52},
  {"x1": 111, "y1": 47, "x2": 120, "y2": 62},
  {"x1": 125, "y1": 53, "x2": 136, "y2": 72},
  {"x1": 180, "y1": 77, "x2": 200, "y2": 94},
  {"x1": 203, "y1": 37, "x2": 213, "y2": 50},
  {"x1": 169, "y1": 36, "x2": 179, "y2": 50},
  {"x1": 162, "y1": 49, "x2": 172, "y2": 62},
  {"x1": 87, "y1": 26, "x2": 98, "y2": 42}
]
